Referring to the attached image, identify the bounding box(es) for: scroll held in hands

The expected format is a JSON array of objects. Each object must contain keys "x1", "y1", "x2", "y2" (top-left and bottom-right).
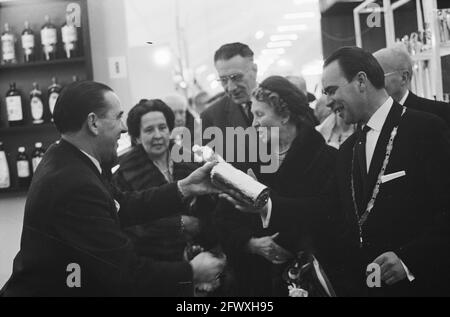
[{"x1": 192, "y1": 145, "x2": 270, "y2": 209}]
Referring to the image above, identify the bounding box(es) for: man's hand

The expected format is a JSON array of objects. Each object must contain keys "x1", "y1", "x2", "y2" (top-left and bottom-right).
[
  {"x1": 190, "y1": 252, "x2": 226, "y2": 284},
  {"x1": 372, "y1": 252, "x2": 407, "y2": 286},
  {"x1": 181, "y1": 215, "x2": 200, "y2": 238},
  {"x1": 178, "y1": 162, "x2": 221, "y2": 197},
  {"x1": 247, "y1": 233, "x2": 293, "y2": 264}
]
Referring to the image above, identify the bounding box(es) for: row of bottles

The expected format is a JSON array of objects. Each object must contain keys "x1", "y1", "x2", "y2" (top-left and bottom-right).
[
  {"x1": 1, "y1": 77, "x2": 81, "y2": 127},
  {"x1": 0, "y1": 142, "x2": 45, "y2": 189},
  {"x1": 1, "y1": 15, "x2": 79, "y2": 64}
]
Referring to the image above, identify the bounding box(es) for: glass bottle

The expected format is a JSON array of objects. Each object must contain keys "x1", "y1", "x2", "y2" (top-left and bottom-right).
[
  {"x1": 0, "y1": 141, "x2": 11, "y2": 189},
  {"x1": 31, "y1": 142, "x2": 45, "y2": 173},
  {"x1": 48, "y1": 77, "x2": 61, "y2": 120},
  {"x1": 61, "y1": 15, "x2": 78, "y2": 59},
  {"x1": 21, "y1": 21, "x2": 35, "y2": 63},
  {"x1": 40, "y1": 15, "x2": 57, "y2": 61},
  {"x1": 17, "y1": 146, "x2": 31, "y2": 188},
  {"x1": 6, "y1": 83, "x2": 24, "y2": 127},
  {"x1": 30, "y1": 82, "x2": 44, "y2": 124},
  {"x1": 1, "y1": 23, "x2": 17, "y2": 64}
]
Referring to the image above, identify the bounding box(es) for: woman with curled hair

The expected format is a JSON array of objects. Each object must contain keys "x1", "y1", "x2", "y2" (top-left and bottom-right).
[
  {"x1": 215, "y1": 76, "x2": 346, "y2": 296},
  {"x1": 113, "y1": 99, "x2": 218, "y2": 276}
]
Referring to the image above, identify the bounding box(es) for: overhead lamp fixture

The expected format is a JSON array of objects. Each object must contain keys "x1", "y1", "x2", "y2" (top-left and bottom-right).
[
  {"x1": 261, "y1": 48, "x2": 286, "y2": 55},
  {"x1": 277, "y1": 24, "x2": 308, "y2": 32},
  {"x1": 270, "y1": 34, "x2": 298, "y2": 41},
  {"x1": 267, "y1": 41, "x2": 292, "y2": 48},
  {"x1": 153, "y1": 47, "x2": 172, "y2": 67},
  {"x1": 293, "y1": 0, "x2": 317, "y2": 5},
  {"x1": 255, "y1": 30, "x2": 265, "y2": 40},
  {"x1": 283, "y1": 12, "x2": 316, "y2": 19}
]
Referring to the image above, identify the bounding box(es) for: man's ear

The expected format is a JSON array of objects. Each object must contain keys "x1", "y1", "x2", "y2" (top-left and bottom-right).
[
  {"x1": 400, "y1": 70, "x2": 411, "y2": 85},
  {"x1": 356, "y1": 71, "x2": 368, "y2": 92},
  {"x1": 86, "y1": 112, "x2": 100, "y2": 136},
  {"x1": 252, "y1": 62, "x2": 258, "y2": 76}
]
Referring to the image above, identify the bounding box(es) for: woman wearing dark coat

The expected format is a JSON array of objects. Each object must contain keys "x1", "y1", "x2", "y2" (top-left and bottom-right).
[
  {"x1": 215, "y1": 76, "x2": 345, "y2": 297},
  {"x1": 113, "y1": 99, "x2": 217, "y2": 263}
]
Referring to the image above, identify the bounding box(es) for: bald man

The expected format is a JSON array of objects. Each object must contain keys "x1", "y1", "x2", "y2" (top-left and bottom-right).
[
  {"x1": 286, "y1": 75, "x2": 319, "y2": 125},
  {"x1": 286, "y1": 75, "x2": 317, "y2": 103},
  {"x1": 374, "y1": 47, "x2": 450, "y2": 126}
]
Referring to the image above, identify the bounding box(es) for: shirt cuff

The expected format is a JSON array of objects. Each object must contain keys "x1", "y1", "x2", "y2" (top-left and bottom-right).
[
  {"x1": 260, "y1": 199, "x2": 272, "y2": 229},
  {"x1": 400, "y1": 260, "x2": 416, "y2": 282}
]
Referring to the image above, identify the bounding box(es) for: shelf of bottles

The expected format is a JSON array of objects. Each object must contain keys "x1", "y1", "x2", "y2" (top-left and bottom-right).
[
  {"x1": 0, "y1": 141, "x2": 46, "y2": 193},
  {"x1": 0, "y1": 0, "x2": 92, "y2": 194},
  {"x1": 1, "y1": 12, "x2": 83, "y2": 66}
]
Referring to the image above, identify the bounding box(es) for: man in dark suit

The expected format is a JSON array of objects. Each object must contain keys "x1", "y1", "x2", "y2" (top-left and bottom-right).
[
  {"x1": 374, "y1": 47, "x2": 450, "y2": 126},
  {"x1": 322, "y1": 47, "x2": 450, "y2": 296},
  {"x1": 0, "y1": 81, "x2": 225, "y2": 297},
  {"x1": 201, "y1": 43, "x2": 257, "y2": 170}
]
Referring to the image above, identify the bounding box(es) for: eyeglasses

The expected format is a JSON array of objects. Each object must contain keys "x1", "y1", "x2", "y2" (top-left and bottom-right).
[
  {"x1": 384, "y1": 69, "x2": 408, "y2": 77},
  {"x1": 217, "y1": 73, "x2": 244, "y2": 86}
]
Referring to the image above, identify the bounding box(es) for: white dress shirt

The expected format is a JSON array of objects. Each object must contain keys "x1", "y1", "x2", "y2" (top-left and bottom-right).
[
  {"x1": 365, "y1": 97, "x2": 394, "y2": 172},
  {"x1": 399, "y1": 90, "x2": 409, "y2": 106},
  {"x1": 80, "y1": 149, "x2": 102, "y2": 174},
  {"x1": 364, "y1": 97, "x2": 415, "y2": 282}
]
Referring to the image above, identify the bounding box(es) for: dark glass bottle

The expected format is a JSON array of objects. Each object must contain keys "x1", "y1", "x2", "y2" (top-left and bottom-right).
[
  {"x1": 1, "y1": 23, "x2": 17, "y2": 64},
  {"x1": 21, "y1": 21, "x2": 35, "y2": 63},
  {"x1": 0, "y1": 141, "x2": 11, "y2": 189},
  {"x1": 40, "y1": 15, "x2": 57, "y2": 61},
  {"x1": 16, "y1": 146, "x2": 31, "y2": 188},
  {"x1": 6, "y1": 83, "x2": 24, "y2": 127},
  {"x1": 30, "y1": 82, "x2": 44, "y2": 124},
  {"x1": 31, "y1": 142, "x2": 45, "y2": 173},
  {"x1": 48, "y1": 77, "x2": 61, "y2": 120}
]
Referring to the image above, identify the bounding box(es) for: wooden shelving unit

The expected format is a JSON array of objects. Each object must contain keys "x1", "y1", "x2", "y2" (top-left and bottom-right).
[{"x1": 0, "y1": 0, "x2": 92, "y2": 195}]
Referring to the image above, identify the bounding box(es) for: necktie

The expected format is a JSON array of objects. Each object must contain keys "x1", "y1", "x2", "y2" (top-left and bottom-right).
[
  {"x1": 244, "y1": 102, "x2": 254, "y2": 125},
  {"x1": 356, "y1": 125, "x2": 371, "y2": 176},
  {"x1": 355, "y1": 125, "x2": 371, "y2": 214}
]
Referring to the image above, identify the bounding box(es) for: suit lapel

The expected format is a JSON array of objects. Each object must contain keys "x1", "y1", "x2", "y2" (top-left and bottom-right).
[
  {"x1": 365, "y1": 102, "x2": 404, "y2": 203},
  {"x1": 227, "y1": 100, "x2": 250, "y2": 128}
]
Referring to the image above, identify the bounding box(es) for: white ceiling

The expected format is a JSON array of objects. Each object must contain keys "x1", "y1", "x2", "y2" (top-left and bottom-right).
[{"x1": 125, "y1": 0, "x2": 324, "y2": 95}]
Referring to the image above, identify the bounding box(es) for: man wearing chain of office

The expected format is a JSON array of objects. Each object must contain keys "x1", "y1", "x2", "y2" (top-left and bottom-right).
[{"x1": 322, "y1": 46, "x2": 450, "y2": 297}]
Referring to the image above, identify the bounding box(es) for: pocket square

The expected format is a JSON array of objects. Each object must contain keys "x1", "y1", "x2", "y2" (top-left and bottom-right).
[{"x1": 381, "y1": 171, "x2": 406, "y2": 184}]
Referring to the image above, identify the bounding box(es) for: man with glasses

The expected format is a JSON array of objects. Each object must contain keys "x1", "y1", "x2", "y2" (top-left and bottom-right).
[
  {"x1": 374, "y1": 46, "x2": 450, "y2": 126},
  {"x1": 322, "y1": 46, "x2": 450, "y2": 297},
  {"x1": 201, "y1": 42, "x2": 257, "y2": 170}
]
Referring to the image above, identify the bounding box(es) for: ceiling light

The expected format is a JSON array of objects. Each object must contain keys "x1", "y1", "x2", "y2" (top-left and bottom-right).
[
  {"x1": 267, "y1": 41, "x2": 292, "y2": 48},
  {"x1": 261, "y1": 48, "x2": 286, "y2": 55},
  {"x1": 270, "y1": 34, "x2": 298, "y2": 41},
  {"x1": 277, "y1": 24, "x2": 308, "y2": 32},
  {"x1": 283, "y1": 12, "x2": 316, "y2": 19},
  {"x1": 255, "y1": 30, "x2": 265, "y2": 40},
  {"x1": 153, "y1": 47, "x2": 172, "y2": 66}
]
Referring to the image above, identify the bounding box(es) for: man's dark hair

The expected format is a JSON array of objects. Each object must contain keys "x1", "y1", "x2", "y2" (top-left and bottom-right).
[
  {"x1": 324, "y1": 46, "x2": 385, "y2": 89},
  {"x1": 53, "y1": 81, "x2": 113, "y2": 134},
  {"x1": 214, "y1": 42, "x2": 254, "y2": 63},
  {"x1": 127, "y1": 99, "x2": 175, "y2": 146}
]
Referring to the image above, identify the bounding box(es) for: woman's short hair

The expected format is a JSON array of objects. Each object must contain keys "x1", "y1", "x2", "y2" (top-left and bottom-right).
[
  {"x1": 252, "y1": 76, "x2": 316, "y2": 127},
  {"x1": 127, "y1": 99, "x2": 175, "y2": 145}
]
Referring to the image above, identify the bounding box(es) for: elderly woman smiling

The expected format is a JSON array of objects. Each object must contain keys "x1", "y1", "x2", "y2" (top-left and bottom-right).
[
  {"x1": 114, "y1": 99, "x2": 217, "y2": 268},
  {"x1": 215, "y1": 76, "x2": 343, "y2": 296}
]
